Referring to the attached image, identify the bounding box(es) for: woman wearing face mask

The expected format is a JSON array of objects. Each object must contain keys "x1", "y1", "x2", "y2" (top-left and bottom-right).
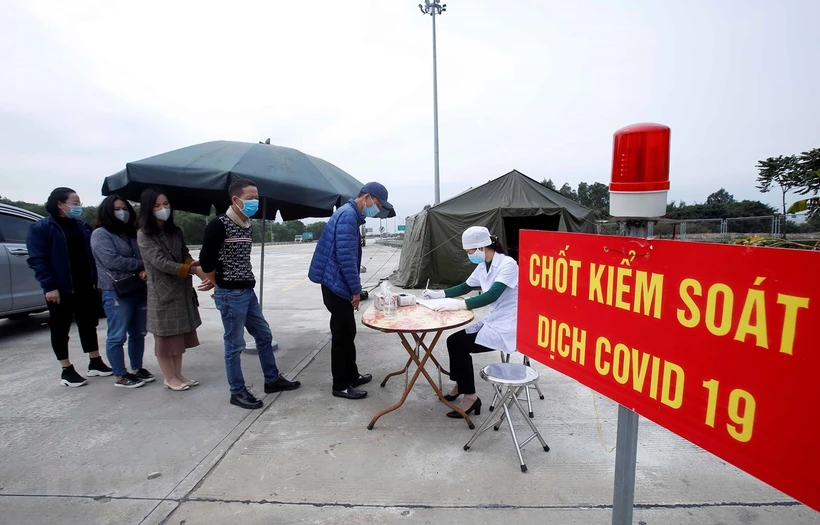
[
  {"x1": 26, "y1": 187, "x2": 113, "y2": 387},
  {"x1": 422, "y1": 226, "x2": 519, "y2": 418},
  {"x1": 137, "y1": 188, "x2": 209, "y2": 391},
  {"x1": 90, "y1": 195, "x2": 154, "y2": 388}
]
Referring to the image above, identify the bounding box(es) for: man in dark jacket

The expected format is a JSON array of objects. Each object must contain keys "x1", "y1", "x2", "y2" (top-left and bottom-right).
[{"x1": 308, "y1": 182, "x2": 394, "y2": 400}]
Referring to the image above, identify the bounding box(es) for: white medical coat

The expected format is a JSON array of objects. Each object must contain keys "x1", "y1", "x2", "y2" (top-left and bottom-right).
[{"x1": 465, "y1": 252, "x2": 518, "y2": 353}]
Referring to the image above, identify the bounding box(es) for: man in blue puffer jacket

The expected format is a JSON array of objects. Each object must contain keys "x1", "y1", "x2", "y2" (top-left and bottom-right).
[{"x1": 309, "y1": 182, "x2": 393, "y2": 400}]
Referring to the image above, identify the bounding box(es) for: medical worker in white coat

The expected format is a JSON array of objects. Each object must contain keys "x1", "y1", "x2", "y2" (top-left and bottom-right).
[{"x1": 423, "y1": 226, "x2": 518, "y2": 419}]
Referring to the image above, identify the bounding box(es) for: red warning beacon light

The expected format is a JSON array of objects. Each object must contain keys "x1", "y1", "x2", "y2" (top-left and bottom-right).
[{"x1": 609, "y1": 123, "x2": 671, "y2": 218}]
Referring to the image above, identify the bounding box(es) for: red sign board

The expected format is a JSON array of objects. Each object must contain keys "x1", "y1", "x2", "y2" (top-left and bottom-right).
[{"x1": 517, "y1": 230, "x2": 820, "y2": 511}]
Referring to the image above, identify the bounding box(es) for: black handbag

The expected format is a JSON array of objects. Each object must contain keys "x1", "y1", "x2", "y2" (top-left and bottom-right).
[
  {"x1": 107, "y1": 271, "x2": 146, "y2": 297},
  {"x1": 105, "y1": 235, "x2": 146, "y2": 298}
]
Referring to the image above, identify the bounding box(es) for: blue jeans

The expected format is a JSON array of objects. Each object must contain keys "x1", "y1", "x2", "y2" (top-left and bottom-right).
[
  {"x1": 101, "y1": 289, "x2": 147, "y2": 377},
  {"x1": 214, "y1": 288, "x2": 280, "y2": 395}
]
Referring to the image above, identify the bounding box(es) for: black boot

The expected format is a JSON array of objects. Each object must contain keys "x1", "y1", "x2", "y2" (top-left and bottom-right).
[
  {"x1": 87, "y1": 357, "x2": 113, "y2": 377},
  {"x1": 60, "y1": 365, "x2": 88, "y2": 388}
]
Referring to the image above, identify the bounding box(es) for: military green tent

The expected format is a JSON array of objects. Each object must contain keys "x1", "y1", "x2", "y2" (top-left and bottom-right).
[{"x1": 391, "y1": 170, "x2": 596, "y2": 288}]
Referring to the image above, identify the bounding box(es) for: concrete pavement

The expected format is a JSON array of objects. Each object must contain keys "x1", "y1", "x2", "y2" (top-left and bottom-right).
[{"x1": 0, "y1": 242, "x2": 816, "y2": 525}]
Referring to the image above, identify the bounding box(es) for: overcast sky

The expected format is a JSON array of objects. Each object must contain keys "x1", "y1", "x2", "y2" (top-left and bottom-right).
[{"x1": 1, "y1": 0, "x2": 818, "y2": 230}]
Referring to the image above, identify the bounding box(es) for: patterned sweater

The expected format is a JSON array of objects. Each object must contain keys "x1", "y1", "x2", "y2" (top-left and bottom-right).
[{"x1": 199, "y1": 212, "x2": 256, "y2": 289}]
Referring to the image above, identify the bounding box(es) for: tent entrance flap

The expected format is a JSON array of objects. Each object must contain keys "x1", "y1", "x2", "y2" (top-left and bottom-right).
[{"x1": 503, "y1": 214, "x2": 561, "y2": 262}]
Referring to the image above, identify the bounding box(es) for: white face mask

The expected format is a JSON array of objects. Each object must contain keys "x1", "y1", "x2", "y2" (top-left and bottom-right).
[
  {"x1": 154, "y1": 207, "x2": 171, "y2": 221},
  {"x1": 114, "y1": 209, "x2": 129, "y2": 223}
]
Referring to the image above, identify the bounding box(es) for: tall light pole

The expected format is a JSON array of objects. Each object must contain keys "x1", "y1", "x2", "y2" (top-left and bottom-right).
[{"x1": 419, "y1": 1, "x2": 446, "y2": 205}]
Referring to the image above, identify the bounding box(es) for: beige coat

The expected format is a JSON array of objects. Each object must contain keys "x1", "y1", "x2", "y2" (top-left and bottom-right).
[{"x1": 137, "y1": 228, "x2": 202, "y2": 337}]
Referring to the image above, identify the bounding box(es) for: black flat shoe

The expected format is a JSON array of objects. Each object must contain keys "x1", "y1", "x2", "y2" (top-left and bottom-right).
[
  {"x1": 351, "y1": 374, "x2": 372, "y2": 388},
  {"x1": 332, "y1": 387, "x2": 368, "y2": 400},
  {"x1": 230, "y1": 389, "x2": 263, "y2": 410},
  {"x1": 447, "y1": 397, "x2": 481, "y2": 418},
  {"x1": 265, "y1": 376, "x2": 302, "y2": 393},
  {"x1": 443, "y1": 392, "x2": 461, "y2": 402}
]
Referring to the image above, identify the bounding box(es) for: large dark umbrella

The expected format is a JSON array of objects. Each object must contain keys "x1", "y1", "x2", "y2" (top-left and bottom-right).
[{"x1": 101, "y1": 140, "x2": 396, "y2": 220}]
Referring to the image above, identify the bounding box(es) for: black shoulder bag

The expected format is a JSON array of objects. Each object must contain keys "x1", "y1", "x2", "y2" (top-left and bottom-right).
[
  {"x1": 107, "y1": 271, "x2": 146, "y2": 297},
  {"x1": 106, "y1": 236, "x2": 146, "y2": 297}
]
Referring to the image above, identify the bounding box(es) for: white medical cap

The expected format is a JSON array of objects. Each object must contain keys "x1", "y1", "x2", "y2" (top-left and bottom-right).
[{"x1": 462, "y1": 226, "x2": 492, "y2": 250}]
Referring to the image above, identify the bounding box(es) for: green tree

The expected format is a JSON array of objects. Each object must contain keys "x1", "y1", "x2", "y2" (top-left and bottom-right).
[
  {"x1": 80, "y1": 206, "x2": 99, "y2": 226},
  {"x1": 306, "y1": 221, "x2": 327, "y2": 240},
  {"x1": 175, "y1": 211, "x2": 208, "y2": 245},
  {"x1": 558, "y1": 183, "x2": 578, "y2": 201},
  {"x1": 757, "y1": 148, "x2": 820, "y2": 224},
  {"x1": 577, "y1": 182, "x2": 610, "y2": 219},
  {"x1": 706, "y1": 188, "x2": 735, "y2": 205},
  {"x1": 666, "y1": 199, "x2": 776, "y2": 221},
  {"x1": 665, "y1": 198, "x2": 777, "y2": 235},
  {"x1": 541, "y1": 178, "x2": 556, "y2": 190},
  {"x1": 756, "y1": 155, "x2": 801, "y2": 218},
  {"x1": 250, "y1": 220, "x2": 264, "y2": 243},
  {"x1": 285, "y1": 220, "x2": 304, "y2": 234},
  {"x1": 1, "y1": 195, "x2": 99, "y2": 225},
  {"x1": 797, "y1": 148, "x2": 820, "y2": 193},
  {"x1": 0, "y1": 196, "x2": 47, "y2": 216},
  {"x1": 726, "y1": 200, "x2": 778, "y2": 218},
  {"x1": 795, "y1": 148, "x2": 820, "y2": 216},
  {"x1": 269, "y1": 222, "x2": 291, "y2": 242}
]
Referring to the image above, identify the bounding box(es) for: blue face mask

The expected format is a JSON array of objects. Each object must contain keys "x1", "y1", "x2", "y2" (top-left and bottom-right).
[
  {"x1": 364, "y1": 197, "x2": 380, "y2": 218},
  {"x1": 241, "y1": 199, "x2": 259, "y2": 217},
  {"x1": 468, "y1": 249, "x2": 485, "y2": 265},
  {"x1": 66, "y1": 205, "x2": 83, "y2": 219}
]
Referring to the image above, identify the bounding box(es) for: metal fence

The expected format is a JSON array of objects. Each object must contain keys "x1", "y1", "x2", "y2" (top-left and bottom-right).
[
  {"x1": 673, "y1": 218, "x2": 725, "y2": 242},
  {"x1": 597, "y1": 215, "x2": 820, "y2": 243}
]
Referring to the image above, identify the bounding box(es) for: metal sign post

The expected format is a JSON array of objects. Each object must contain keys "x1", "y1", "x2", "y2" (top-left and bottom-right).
[
  {"x1": 612, "y1": 405, "x2": 640, "y2": 525},
  {"x1": 611, "y1": 219, "x2": 648, "y2": 525}
]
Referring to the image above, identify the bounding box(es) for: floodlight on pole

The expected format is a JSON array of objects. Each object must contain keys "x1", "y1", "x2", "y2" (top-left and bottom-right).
[{"x1": 419, "y1": 1, "x2": 446, "y2": 205}]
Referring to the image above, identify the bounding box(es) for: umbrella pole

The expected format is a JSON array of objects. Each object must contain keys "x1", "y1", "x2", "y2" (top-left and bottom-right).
[
  {"x1": 259, "y1": 201, "x2": 265, "y2": 308},
  {"x1": 245, "y1": 198, "x2": 278, "y2": 354}
]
